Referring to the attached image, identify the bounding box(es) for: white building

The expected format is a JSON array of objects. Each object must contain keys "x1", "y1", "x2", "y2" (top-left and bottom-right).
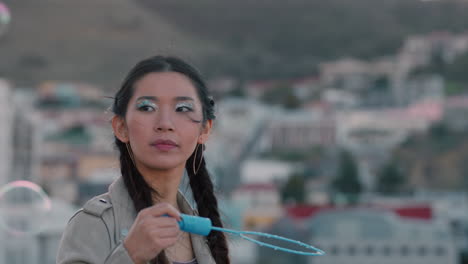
[
  {"x1": 11, "y1": 89, "x2": 41, "y2": 183},
  {"x1": 321, "y1": 89, "x2": 359, "y2": 109},
  {"x1": 0, "y1": 79, "x2": 13, "y2": 187},
  {"x1": 404, "y1": 75, "x2": 444, "y2": 104},
  {"x1": 260, "y1": 109, "x2": 336, "y2": 152},
  {"x1": 240, "y1": 159, "x2": 296, "y2": 184},
  {"x1": 308, "y1": 208, "x2": 458, "y2": 264}
]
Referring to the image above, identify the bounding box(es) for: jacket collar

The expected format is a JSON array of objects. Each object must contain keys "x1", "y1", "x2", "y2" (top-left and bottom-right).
[{"x1": 108, "y1": 176, "x2": 216, "y2": 264}]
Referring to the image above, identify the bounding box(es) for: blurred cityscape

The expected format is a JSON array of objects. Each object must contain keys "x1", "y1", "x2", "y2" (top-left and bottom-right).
[{"x1": 1, "y1": 1, "x2": 468, "y2": 264}]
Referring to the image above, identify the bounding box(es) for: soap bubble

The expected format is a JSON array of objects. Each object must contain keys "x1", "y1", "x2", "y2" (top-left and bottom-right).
[
  {"x1": 0, "y1": 2, "x2": 11, "y2": 37},
  {"x1": 0, "y1": 181, "x2": 52, "y2": 236}
]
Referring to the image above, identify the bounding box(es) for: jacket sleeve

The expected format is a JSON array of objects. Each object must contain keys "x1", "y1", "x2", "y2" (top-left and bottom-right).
[{"x1": 56, "y1": 210, "x2": 134, "y2": 264}]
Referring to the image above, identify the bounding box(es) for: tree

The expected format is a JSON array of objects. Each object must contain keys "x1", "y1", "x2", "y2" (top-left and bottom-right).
[
  {"x1": 447, "y1": 51, "x2": 468, "y2": 84},
  {"x1": 284, "y1": 92, "x2": 301, "y2": 109},
  {"x1": 260, "y1": 83, "x2": 301, "y2": 109},
  {"x1": 376, "y1": 161, "x2": 405, "y2": 195},
  {"x1": 331, "y1": 150, "x2": 362, "y2": 204},
  {"x1": 281, "y1": 173, "x2": 306, "y2": 204}
]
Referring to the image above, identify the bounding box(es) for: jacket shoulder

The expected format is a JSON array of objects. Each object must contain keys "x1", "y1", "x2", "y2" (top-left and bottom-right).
[
  {"x1": 57, "y1": 202, "x2": 113, "y2": 263},
  {"x1": 82, "y1": 193, "x2": 113, "y2": 218}
]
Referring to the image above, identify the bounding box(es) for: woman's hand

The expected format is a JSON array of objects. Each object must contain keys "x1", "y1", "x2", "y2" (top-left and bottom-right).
[{"x1": 123, "y1": 203, "x2": 182, "y2": 264}]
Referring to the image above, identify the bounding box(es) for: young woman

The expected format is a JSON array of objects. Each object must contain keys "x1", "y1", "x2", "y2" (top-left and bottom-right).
[{"x1": 57, "y1": 56, "x2": 230, "y2": 264}]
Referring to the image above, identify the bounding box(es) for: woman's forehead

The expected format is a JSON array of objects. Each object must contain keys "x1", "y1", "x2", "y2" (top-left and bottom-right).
[{"x1": 133, "y1": 72, "x2": 199, "y2": 99}]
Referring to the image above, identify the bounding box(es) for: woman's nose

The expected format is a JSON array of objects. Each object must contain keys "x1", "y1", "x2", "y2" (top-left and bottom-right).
[{"x1": 153, "y1": 109, "x2": 175, "y2": 132}]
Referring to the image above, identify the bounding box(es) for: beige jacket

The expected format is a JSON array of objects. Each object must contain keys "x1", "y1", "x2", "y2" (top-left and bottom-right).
[{"x1": 56, "y1": 177, "x2": 216, "y2": 264}]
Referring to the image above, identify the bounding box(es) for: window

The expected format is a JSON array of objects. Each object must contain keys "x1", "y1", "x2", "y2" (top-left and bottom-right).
[
  {"x1": 348, "y1": 245, "x2": 356, "y2": 256},
  {"x1": 365, "y1": 245, "x2": 374, "y2": 256},
  {"x1": 400, "y1": 245, "x2": 410, "y2": 256},
  {"x1": 435, "y1": 246, "x2": 446, "y2": 256},
  {"x1": 382, "y1": 245, "x2": 392, "y2": 256},
  {"x1": 418, "y1": 246, "x2": 427, "y2": 256},
  {"x1": 330, "y1": 245, "x2": 339, "y2": 256}
]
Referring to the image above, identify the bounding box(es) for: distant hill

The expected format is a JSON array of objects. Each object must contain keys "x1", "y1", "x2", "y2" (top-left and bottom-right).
[
  {"x1": 141, "y1": 0, "x2": 468, "y2": 79},
  {"x1": 0, "y1": 0, "x2": 222, "y2": 90},
  {"x1": 1, "y1": 0, "x2": 468, "y2": 89}
]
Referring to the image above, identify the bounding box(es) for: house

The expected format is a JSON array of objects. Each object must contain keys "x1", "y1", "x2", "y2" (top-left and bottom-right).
[{"x1": 319, "y1": 58, "x2": 373, "y2": 92}]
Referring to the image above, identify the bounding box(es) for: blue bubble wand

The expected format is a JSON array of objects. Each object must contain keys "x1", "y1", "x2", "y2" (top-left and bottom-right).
[{"x1": 177, "y1": 214, "x2": 325, "y2": 256}]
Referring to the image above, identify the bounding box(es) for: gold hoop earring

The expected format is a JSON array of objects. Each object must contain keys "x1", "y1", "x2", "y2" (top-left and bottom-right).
[
  {"x1": 125, "y1": 142, "x2": 136, "y2": 166},
  {"x1": 193, "y1": 143, "x2": 204, "y2": 175}
]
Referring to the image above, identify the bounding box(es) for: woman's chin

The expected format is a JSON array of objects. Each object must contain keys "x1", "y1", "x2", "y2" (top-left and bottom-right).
[{"x1": 144, "y1": 161, "x2": 185, "y2": 171}]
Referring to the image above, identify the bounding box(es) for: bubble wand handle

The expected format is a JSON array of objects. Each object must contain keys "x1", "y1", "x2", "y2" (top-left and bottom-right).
[{"x1": 178, "y1": 214, "x2": 325, "y2": 256}]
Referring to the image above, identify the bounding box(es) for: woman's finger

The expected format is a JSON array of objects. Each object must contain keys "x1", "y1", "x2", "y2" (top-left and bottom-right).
[
  {"x1": 142, "y1": 202, "x2": 181, "y2": 221},
  {"x1": 149, "y1": 226, "x2": 180, "y2": 239}
]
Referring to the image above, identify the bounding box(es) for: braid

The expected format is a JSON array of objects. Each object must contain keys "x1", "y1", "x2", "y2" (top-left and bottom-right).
[
  {"x1": 116, "y1": 139, "x2": 169, "y2": 264},
  {"x1": 186, "y1": 146, "x2": 230, "y2": 264}
]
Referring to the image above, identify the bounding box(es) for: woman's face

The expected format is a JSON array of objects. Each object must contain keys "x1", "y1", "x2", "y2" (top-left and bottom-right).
[{"x1": 114, "y1": 71, "x2": 212, "y2": 172}]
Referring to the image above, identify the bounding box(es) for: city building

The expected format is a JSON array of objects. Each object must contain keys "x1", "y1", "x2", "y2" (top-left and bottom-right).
[
  {"x1": 260, "y1": 109, "x2": 336, "y2": 152},
  {"x1": 308, "y1": 207, "x2": 458, "y2": 264}
]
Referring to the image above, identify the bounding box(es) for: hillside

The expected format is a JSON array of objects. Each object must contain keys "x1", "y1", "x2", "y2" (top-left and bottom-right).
[
  {"x1": 141, "y1": 0, "x2": 468, "y2": 79},
  {"x1": 0, "y1": 0, "x2": 222, "y2": 89},
  {"x1": 1, "y1": 0, "x2": 468, "y2": 88}
]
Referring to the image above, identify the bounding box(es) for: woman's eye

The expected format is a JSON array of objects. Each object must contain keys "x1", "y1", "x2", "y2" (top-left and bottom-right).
[
  {"x1": 138, "y1": 105, "x2": 155, "y2": 112},
  {"x1": 176, "y1": 106, "x2": 193, "y2": 112},
  {"x1": 176, "y1": 103, "x2": 194, "y2": 112},
  {"x1": 137, "y1": 100, "x2": 157, "y2": 112}
]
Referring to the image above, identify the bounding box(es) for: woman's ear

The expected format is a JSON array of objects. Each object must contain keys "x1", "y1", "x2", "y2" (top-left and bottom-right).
[
  {"x1": 112, "y1": 115, "x2": 129, "y2": 143},
  {"x1": 198, "y1": 119, "x2": 213, "y2": 144}
]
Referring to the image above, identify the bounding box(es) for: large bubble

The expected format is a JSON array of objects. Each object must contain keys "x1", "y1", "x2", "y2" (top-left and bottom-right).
[{"x1": 0, "y1": 181, "x2": 52, "y2": 236}]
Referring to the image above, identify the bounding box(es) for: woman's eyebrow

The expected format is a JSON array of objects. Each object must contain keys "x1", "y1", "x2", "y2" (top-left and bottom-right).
[
  {"x1": 174, "y1": 96, "x2": 194, "y2": 102},
  {"x1": 136, "y1": 96, "x2": 157, "y2": 101},
  {"x1": 135, "y1": 96, "x2": 194, "y2": 102}
]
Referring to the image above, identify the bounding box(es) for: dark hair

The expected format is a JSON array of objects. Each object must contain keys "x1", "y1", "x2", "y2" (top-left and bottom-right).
[{"x1": 112, "y1": 55, "x2": 229, "y2": 264}]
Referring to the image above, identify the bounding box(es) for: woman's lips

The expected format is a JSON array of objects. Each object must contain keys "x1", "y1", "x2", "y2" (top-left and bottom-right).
[
  {"x1": 151, "y1": 139, "x2": 178, "y2": 151},
  {"x1": 153, "y1": 143, "x2": 177, "y2": 151}
]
